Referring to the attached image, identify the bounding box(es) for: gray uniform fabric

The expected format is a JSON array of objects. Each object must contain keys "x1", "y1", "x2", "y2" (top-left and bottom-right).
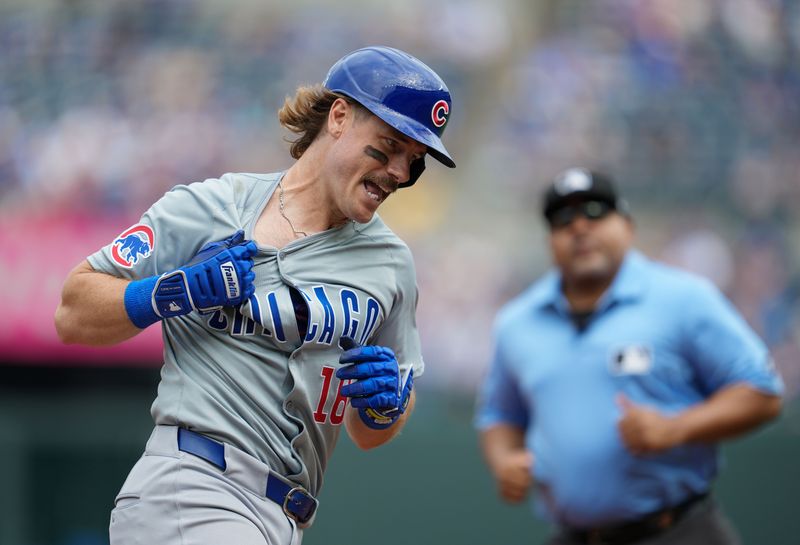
[
  {"x1": 110, "y1": 425, "x2": 303, "y2": 545},
  {"x1": 89, "y1": 172, "x2": 424, "y2": 528}
]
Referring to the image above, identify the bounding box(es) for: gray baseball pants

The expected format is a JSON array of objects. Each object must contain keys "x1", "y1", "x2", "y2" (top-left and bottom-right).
[{"x1": 109, "y1": 425, "x2": 303, "y2": 545}]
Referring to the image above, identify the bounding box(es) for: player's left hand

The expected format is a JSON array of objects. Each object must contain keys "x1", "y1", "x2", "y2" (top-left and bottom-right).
[
  {"x1": 336, "y1": 338, "x2": 413, "y2": 429},
  {"x1": 616, "y1": 394, "x2": 685, "y2": 455}
]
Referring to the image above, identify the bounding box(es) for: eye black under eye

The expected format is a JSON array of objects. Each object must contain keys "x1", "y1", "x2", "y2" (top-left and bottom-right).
[{"x1": 364, "y1": 145, "x2": 388, "y2": 165}]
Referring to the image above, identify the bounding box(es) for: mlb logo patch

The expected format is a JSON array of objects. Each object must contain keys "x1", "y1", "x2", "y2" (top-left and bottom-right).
[
  {"x1": 112, "y1": 224, "x2": 155, "y2": 268},
  {"x1": 609, "y1": 345, "x2": 653, "y2": 375}
]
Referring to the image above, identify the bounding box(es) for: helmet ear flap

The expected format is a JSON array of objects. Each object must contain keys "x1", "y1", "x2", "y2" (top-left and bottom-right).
[{"x1": 400, "y1": 157, "x2": 426, "y2": 188}]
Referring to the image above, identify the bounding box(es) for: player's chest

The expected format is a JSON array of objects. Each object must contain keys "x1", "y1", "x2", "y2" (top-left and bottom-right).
[
  {"x1": 203, "y1": 253, "x2": 393, "y2": 350},
  {"x1": 251, "y1": 199, "x2": 308, "y2": 250}
]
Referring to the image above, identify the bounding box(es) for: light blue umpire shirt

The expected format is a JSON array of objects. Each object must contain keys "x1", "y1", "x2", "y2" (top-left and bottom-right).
[{"x1": 475, "y1": 250, "x2": 783, "y2": 528}]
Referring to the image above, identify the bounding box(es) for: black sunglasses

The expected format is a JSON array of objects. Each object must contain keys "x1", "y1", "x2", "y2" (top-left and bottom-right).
[{"x1": 547, "y1": 200, "x2": 614, "y2": 229}]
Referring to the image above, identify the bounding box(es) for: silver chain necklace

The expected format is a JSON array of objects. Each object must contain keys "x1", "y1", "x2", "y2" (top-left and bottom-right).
[{"x1": 278, "y1": 180, "x2": 308, "y2": 238}]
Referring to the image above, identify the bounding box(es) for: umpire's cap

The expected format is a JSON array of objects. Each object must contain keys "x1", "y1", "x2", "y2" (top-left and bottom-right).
[
  {"x1": 542, "y1": 168, "x2": 630, "y2": 221},
  {"x1": 323, "y1": 46, "x2": 455, "y2": 187}
]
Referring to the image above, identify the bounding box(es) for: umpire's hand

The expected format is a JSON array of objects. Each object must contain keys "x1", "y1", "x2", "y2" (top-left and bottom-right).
[
  {"x1": 494, "y1": 449, "x2": 534, "y2": 503},
  {"x1": 617, "y1": 394, "x2": 683, "y2": 455}
]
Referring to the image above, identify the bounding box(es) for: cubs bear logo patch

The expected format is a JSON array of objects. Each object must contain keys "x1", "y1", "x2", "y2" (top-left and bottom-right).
[{"x1": 111, "y1": 224, "x2": 155, "y2": 268}]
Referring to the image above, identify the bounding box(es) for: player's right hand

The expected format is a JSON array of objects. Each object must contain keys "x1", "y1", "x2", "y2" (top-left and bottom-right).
[
  {"x1": 153, "y1": 230, "x2": 257, "y2": 317},
  {"x1": 124, "y1": 230, "x2": 258, "y2": 329}
]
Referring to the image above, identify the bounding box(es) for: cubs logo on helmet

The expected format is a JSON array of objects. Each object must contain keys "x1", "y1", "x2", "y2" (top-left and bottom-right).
[
  {"x1": 112, "y1": 224, "x2": 155, "y2": 268},
  {"x1": 431, "y1": 100, "x2": 449, "y2": 128},
  {"x1": 323, "y1": 46, "x2": 456, "y2": 187}
]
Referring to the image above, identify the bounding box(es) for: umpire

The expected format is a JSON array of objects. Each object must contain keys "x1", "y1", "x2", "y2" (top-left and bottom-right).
[{"x1": 475, "y1": 168, "x2": 783, "y2": 545}]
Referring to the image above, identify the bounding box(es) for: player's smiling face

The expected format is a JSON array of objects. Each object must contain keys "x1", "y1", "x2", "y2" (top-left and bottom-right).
[{"x1": 325, "y1": 99, "x2": 426, "y2": 223}]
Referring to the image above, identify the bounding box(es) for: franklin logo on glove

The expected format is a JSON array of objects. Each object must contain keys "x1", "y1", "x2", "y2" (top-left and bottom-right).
[
  {"x1": 220, "y1": 262, "x2": 240, "y2": 299},
  {"x1": 122, "y1": 230, "x2": 257, "y2": 328}
]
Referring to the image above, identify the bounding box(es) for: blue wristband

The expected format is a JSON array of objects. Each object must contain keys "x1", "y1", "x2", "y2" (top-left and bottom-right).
[{"x1": 124, "y1": 276, "x2": 160, "y2": 329}]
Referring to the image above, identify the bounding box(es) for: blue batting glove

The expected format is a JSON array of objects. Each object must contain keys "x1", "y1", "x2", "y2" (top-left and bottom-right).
[
  {"x1": 336, "y1": 338, "x2": 414, "y2": 429},
  {"x1": 124, "y1": 230, "x2": 257, "y2": 328}
]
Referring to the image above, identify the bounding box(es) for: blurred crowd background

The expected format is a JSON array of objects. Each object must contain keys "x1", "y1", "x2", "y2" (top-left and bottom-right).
[
  {"x1": 0, "y1": 0, "x2": 799, "y2": 543},
  {"x1": 3, "y1": 0, "x2": 797, "y2": 394}
]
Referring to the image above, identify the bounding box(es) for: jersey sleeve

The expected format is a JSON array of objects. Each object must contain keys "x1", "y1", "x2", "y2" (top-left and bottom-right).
[
  {"x1": 683, "y1": 278, "x2": 784, "y2": 396},
  {"x1": 474, "y1": 319, "x2": 530, "y2": 431},
  {"x1": 370, "y1": 243, "x2": 424, "y2": 379},
  {"x1": 87, "y1": 174, "x2": 244, "y2": 280}
]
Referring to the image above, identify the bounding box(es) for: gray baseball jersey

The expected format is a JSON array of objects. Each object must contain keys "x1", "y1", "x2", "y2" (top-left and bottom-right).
[{"x1": 88, "y1": 171, "x2": 424, "y2": 495}]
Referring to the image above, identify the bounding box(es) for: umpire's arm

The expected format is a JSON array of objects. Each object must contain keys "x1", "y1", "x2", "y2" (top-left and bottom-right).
[
  {"x1": 480, "y1": 424, "x2": 534, "y2": 503},
  {"x1": 55, "y1": 260, "x2": 143, "y2": 346},
  {"x1": 344, "y1": 390, "x2": 416, "y2": 450}
]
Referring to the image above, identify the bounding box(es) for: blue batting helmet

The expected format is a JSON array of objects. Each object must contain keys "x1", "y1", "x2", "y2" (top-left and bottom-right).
[{"x1": 323, "y1": 45, "x2": 455, "y2": 186}]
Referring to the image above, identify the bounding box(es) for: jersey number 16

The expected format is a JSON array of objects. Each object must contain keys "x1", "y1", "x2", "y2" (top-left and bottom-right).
[{"x1": 313, "y1": 366, "x2": 349, "y2": 425}]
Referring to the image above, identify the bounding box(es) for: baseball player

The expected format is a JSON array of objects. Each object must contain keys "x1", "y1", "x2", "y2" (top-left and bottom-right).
[
  {"x1": 54, "y1": 46, "x2": 455, "y2": 545},
  {"x1": 475, "y1": 169, "x2": 783, "y2": 545}
]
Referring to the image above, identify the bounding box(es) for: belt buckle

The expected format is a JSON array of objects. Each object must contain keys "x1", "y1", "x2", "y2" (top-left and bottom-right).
[{"x1": 282, "y1": 486, "x2": 318, "y2": 526}]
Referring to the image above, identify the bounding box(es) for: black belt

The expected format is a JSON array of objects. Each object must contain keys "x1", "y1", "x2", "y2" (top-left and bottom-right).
[
  {"x1": 565, "y1": 493, "x2": 708, "y2": 545},
  {"x1": 177, "y1": 427, "x2": 318, "y2": 526}
]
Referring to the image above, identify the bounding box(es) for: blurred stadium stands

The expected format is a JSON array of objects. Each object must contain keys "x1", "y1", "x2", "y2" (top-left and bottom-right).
[{"x1": 0, "y1": 0, "x2": 798, "y2": 543}]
